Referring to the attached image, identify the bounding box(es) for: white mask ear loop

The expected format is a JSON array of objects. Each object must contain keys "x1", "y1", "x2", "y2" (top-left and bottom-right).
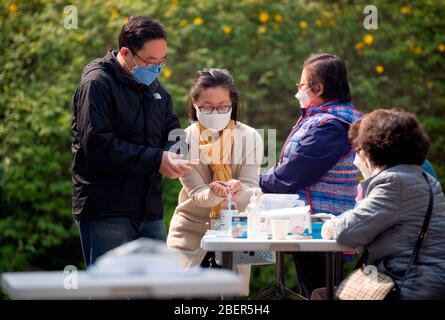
[
  {"x1": 364, "y1": 157, "x2": 376, "y2": 176},
  {"x1": 308, "y1": 82, "x2": 322, "y2": 100},
  {"x1": 123, "y1": 49, "x2": 138, "y2": 72}
]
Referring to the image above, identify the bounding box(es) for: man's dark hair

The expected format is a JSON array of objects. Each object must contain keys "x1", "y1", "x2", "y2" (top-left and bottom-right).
[
  {"x1": 187, "y1": 68, "x2": 240, "y2": 122},
  {"x1": 358, "y1": 109, "x2": 430, "y2": 167},
  {"x1": 303, "y1": 53, "x2": 352, "y2": 103},
  {"x1": 118, "y1": 16, "x2": 167, "y2": 53}
]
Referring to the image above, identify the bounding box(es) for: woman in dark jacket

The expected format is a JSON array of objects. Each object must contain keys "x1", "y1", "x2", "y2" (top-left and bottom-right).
[{"x1": 260, "y1": 53, "x2": 363, "y2": 298}]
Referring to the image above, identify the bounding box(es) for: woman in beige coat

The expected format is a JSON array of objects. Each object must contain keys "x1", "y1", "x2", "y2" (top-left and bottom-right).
[{"x1": 167, "y1": 69, "x2": 263, "y2": 293}]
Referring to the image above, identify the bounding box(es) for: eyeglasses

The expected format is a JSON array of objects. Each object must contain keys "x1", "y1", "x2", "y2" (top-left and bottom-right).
[
  {"x1": 131, "y1": 51, "x2": 168, "y2": 68},
  {"x1": 296, "y1": 81, "x2": 320, "y2": 91},
  {"x1": 296, "y1": 82, "x2": 309, "y2": 90},
  {"x1": 197, "y1": 105, "x2": 232, "y2": 114}
]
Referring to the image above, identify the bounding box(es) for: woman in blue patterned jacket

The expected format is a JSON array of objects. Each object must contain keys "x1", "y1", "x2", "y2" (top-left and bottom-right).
[{"x1": 260, "y1": 53, "x2": 363, "y2": 298}]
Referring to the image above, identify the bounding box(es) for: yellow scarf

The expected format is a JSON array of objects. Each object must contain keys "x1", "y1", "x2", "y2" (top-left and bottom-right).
[{"x1": 198, "y1": 120, "x2": 235, "y2": 218}]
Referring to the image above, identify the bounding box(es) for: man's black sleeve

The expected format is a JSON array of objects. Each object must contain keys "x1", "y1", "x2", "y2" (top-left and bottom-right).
[
  {"x1": 161, "y1": 91, "x2": 182, "y2": 152},
  {"x1": 74, "y1": 80, "x2": 163, "y2": 174}
]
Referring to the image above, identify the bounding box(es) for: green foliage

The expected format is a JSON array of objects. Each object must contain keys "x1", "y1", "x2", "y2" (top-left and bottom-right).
[{"x1": 1, "y1": 0, "x2": 444, "y2": 298}]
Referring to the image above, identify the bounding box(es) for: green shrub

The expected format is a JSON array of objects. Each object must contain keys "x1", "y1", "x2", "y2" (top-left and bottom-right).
[{"x1": 1, "y1": 0, "x2": 444, "y2": 299}]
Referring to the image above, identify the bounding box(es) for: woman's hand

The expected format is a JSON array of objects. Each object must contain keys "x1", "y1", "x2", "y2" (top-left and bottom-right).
[
  {"x1": 321, "y1": 219, "x2": 337, "y2": 240},
  {"x1": 209, "y1": 181, "x2": 229, "y2": 198},
  {"x1": 226, "y1": 179, "x2": 243, "y2": 200}
]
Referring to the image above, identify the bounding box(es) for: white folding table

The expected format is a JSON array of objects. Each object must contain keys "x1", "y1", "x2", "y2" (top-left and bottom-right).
[
  {"x1": 201, "y1": 235, "x2": 360, "y2": 300},
  {"x1": 1, "y1": 268, "x2": 244, "y2": 300}
]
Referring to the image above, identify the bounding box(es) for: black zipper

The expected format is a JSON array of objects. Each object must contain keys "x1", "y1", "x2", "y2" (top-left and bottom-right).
[{"x1": 139, "y1": 86, "x2": 148, "y2": 146}]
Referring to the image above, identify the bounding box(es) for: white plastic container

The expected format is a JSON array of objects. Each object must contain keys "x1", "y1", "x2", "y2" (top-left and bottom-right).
[
  {"x1": 271, "y1": 218, "x2": 290, "y2": 240},
  {"x1": 260, "y1": 193, "x2": 305, "y2": 211},
  {"x1": 263, "y1": 206, "x2": 311, "y2": 237},
  {"x1": 254, "y1": 212, "x2": 269, "y2": 240},
  {"x1": 220, "y1": 209, "x2": 236, "y2": 234}
]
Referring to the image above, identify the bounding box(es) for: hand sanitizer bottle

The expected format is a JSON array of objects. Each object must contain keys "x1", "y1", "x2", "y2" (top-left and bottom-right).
[
  {"x1": 220, "y1": 192, "x2": 238, "y2": 235},
  {"x1": 246, "y1": 192, "x2": 257, "y2": 239},
  {"x1": 246, "y1": 188, "x2": 268, "y2": 239}
]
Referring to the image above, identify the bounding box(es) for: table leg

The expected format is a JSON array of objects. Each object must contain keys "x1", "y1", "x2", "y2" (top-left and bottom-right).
[
  {"x1": 334, "y1": 252, "x2": 343, "y2": 286},
  {"x1": 221, "y1": 252, "x2": 234, "y2": 300},
  {"x1": 250, "y1": 252, "x2": 305, "y2": 300},
  {"x1": 326, "y1": 252, "x2": 334, "y2": 300},
  {"x1": 222, "y1": 251, "x2": 233, "y2": 270},
  {"x1": 277, "y1": 252, "x2": 285, "y2": 292}
]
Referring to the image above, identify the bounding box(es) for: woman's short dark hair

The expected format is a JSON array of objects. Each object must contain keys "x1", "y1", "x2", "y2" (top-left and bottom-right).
[
  {"x1": 357, "y1": 109, "x2": 430, "y2": 167},
  {"x1": 187, "y1": 68, "x2": 240, "y2": 122},
  {"x1": 118, "y1": 16, "x2": 167, "y2": 53},
  {"x1": 303, "y1": 53, "x2": 352, "y2": 103}
]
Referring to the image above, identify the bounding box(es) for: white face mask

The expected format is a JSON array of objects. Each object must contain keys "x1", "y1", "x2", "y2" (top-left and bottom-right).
[
  {"x1": 353, "y1": 153, "x2": 373, "y2": 179},
  {"x1": 294, "y1": 85, "x2": 315, "y2": 108},
  {"x1": 196, "y1": 110, "x2": 231, "y2": 131}
]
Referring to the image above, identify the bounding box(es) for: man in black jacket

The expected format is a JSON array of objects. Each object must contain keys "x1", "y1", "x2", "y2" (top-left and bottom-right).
[{"x1": 71, "y1": 16, "x2": 191, "y2": 266}]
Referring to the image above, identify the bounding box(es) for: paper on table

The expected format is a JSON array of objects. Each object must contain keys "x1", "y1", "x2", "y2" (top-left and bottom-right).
[{"x1": 206, "y1": 230, "x2": 232, "y2": 237}]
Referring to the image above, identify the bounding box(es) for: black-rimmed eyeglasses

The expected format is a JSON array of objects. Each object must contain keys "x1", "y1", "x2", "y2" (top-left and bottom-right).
[{"x1": 197, "y1": 105, "x2": 232, "y2": 114}]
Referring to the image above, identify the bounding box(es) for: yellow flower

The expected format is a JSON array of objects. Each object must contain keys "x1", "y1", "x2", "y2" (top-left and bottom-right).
[
  {"x1": 274, "y1": 14, "x2": 283, "y2": 23},
  {"x1": 414, "y1": 46, "x2": 422, "y2": 54},
  {"x1": 222, "y1": 25, "x2": 232, "y2": 35},
  {"x1": 19, "y1": 26, "x2": 25, "y2": 33},
  {"x1": 259, "y1": 12, "x2": 269, "y2": 23},
  {"x1": 9, "y1": 4, "x2": 17, "y2": 14},
  {"x1": 400, "y1": 5, "x2": 411, "y2": 14},
  {"x1": 315, "y1": 19, "x2": 323, "y2": 27},
  {"x1": 179, "y1": 19, "x2": 188, "y2": 27},
  {"x1": 363, "y1": 34, "x2": 374, "y2": 45},
  {"x1": 258, "y1": 26, "x2": 267, "y2": 34},
  {"x1": 355, "y1": 42, "x2": 364, "y2": 50},
  {"x1": 162, "y1": 68, "x2": 172, "y2": 79},
  {"x1": 426, "y1": 81, "x2": 433, "y2": 90},
  {"x1": 438, "y1": 44, "x2": 445, "y2": 53},
  {"x1": 322, "y1": 11, "x2": 333, "y2": 19},
  {"x1": 77, "y1": 35, "x2": 85, "y2": 43},
  {"x1": 111, "y1": 8, "x2": 119, "y2": 20},
  {"x1": 194, "y1": 17, "x2": 204, "y2": 25},
  {"x1": 171, "y1": 0, "x2": 179, "y2": 5},
  {"x1": 299, "y1": 21, "x2": 309, "y2": 29},
  {"x1": 375, "y1": 65, "x2": 384, "y2": 74},
  {"x1": 122, "y1": 17, "x2": 129, "y2": 24}
]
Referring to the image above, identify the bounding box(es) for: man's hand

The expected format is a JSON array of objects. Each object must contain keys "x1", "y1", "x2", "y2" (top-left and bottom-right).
[
  {"x1": 159, "y1": 151, "x2": 192, "y2": 179},
  {"x1": 226, "y1": 179, "x2": 243, "y2": 200},
  {"x1": 209, "y1": 181, "x2": 229, "y2": 198}
]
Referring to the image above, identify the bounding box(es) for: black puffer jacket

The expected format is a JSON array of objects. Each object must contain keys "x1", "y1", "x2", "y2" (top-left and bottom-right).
[{"x1": 71, "y1": 49, "x2": 180, "y2": 221}]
